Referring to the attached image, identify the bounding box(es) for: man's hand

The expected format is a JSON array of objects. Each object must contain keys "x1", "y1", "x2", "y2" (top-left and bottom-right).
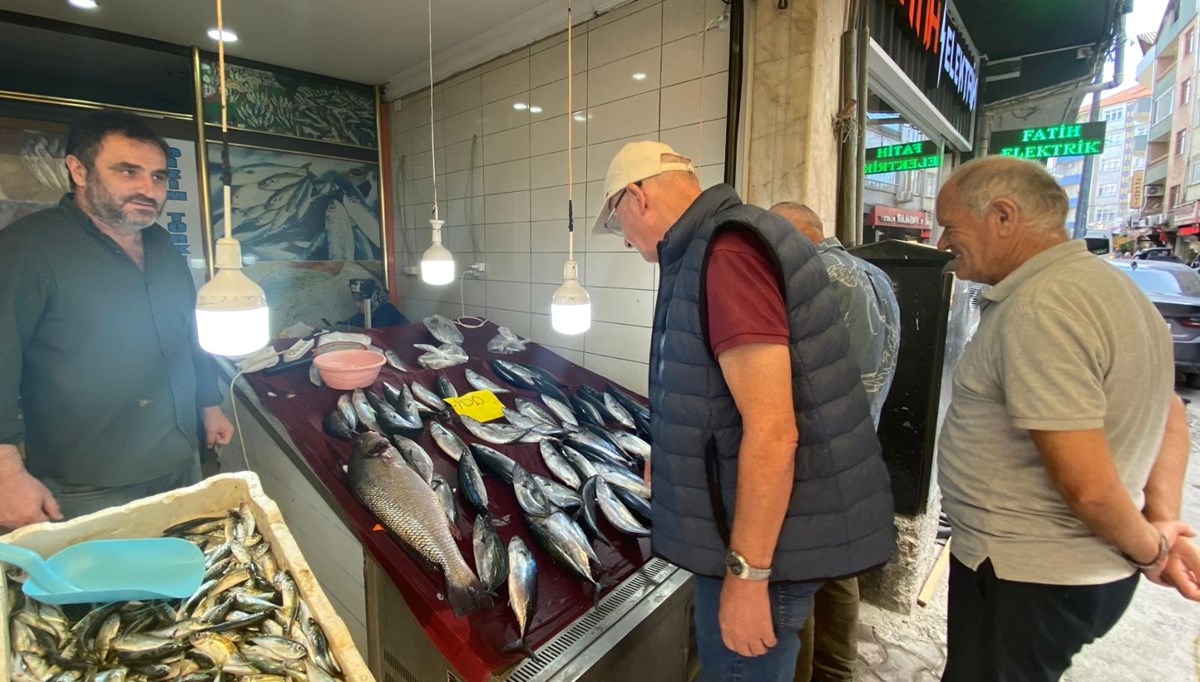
[
  {"x1": 1143, "y1": 519, "x2": 1196, "y2": 583},
  {"x1": 1154, "y1": 536, "x2": 1200, "y2": 600},
  {"x1": 718, "y1": 576, "x2": 776, "y2": 657},
  {"x1": 202, "y1": 406, "x2": 234, "y2": 449},
  {"x1": 0, "y1": 446, "x2": 61, "y2": 528}
]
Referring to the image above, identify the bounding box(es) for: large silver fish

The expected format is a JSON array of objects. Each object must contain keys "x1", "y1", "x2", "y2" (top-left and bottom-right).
[
  {"x1": 348, "y1": 432, "x2": 491, "y2": 616},
  {"x1": 457, "y1": 449, "x2": 489, "y2": 515},
  {"x1": 392, "y1": 434, "x2": 435, "y2": 485},
  {"x1": 505, "y1": 536, "x2": 539, "y2": 660},
  {"x1": 531, "y1": 473, "x2": 583, "y2": 511},
  {"x1": 435, "y1": 374, "x2": 459, "y2": 399},
  {"x1": 539, "y1": 440, "x2": 581, "y2": 489},
  {"x1": 351, "y1": 389, "x2": 381, "y2": 433},
  {"x1": 473, "y1": 514, "x2": 508, "y2": 594},
  {"x1": 336, "y1": 393, "x2": 357, "y2": 429},
  {"x1": 540, "y1": 395, "x2": 579, "y2": 427},
  {"x1": 513, "y1": 465, "x2": 554, "y2": 517},
  {"x1": 526, "y1": 510, "x2": 599, "y2": 588},
  {"x1": 460, "y1": 414, "x2": 529, "y2": 445},
  {"x1": 610, "y1": 430, "x2": 651, "y2": 459},
  {"x1": 412, "y1": 381, "x2": 448, "y2": 413},
  {"x1": 594, "y1": 459, "x2": 652, "y2": 500},
  {"x1": 515, "y1": 398, "x2": 558, "y2": 426},
  {"x1": 469, "y1": 443, "x2": 518, "y2": 483},
  {"x1": 431, "y1": 473, "x2": 458, "y2": 527},
  {"x1": 604, "y1": 393, "x2": 636, "y2": 429}
]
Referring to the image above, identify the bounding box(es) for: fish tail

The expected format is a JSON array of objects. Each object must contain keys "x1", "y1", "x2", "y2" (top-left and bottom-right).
[
  {"x1": 446, "y1": 574, "x2": 493, "y2": 616},
  {"x1": 502, "y1": 637, "x2": 542, "y2": 662}
]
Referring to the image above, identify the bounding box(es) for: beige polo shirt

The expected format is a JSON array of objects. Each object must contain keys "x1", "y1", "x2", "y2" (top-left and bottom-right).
[{"x1": 938, "y1": 240, "x2": 1174, "y2": 585}]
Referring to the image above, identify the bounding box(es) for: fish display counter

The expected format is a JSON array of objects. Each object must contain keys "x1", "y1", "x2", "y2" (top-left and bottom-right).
[{"x1": 216, "y1": 320, "x2": 692, "y2": 682}]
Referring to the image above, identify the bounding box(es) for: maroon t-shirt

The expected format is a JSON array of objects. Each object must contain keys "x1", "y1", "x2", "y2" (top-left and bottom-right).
[{"x1": 705, "y1": 228, "x2": 789, "y2": 357}]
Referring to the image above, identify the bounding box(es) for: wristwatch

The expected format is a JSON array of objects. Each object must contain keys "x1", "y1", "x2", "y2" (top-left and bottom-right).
[
  {"x1": 1123, "y1": 531, "x2": 1169, "y2": 572},
  {"x1": 725, "y1": 549, "x2": 772, "y2": 580}
]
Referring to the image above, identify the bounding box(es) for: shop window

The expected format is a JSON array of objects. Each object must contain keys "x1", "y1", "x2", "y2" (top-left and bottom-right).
[
  {"x1": 1178, "y1": 129, "x2": 1189, "y2": 156},
  {"x1": 1155, "y1": 90, "x2": 1174, "y2": 123},
  {"x1": 1103, "y1": 107, "x2": 1125, "y2": 123},
  {"x1": 1100, "y1": 158, "x2": 1121, "y2": 172},
  {"x1": 1097, "y1": 184, "x2": 1118, "y2": 198}
]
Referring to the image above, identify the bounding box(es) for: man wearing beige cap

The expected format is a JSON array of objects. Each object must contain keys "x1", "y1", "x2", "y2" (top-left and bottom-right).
[{"x1": 594, "y1": 141, "x2": 894, "y2": 681}]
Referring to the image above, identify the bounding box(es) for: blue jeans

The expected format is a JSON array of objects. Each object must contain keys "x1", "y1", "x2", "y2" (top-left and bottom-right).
[
  {"x1": 693, "y1": 576, "x2": 823, "y2": 682},
  {"x1": 43, "y1": 460, "x2": 203, "y2": 521}
]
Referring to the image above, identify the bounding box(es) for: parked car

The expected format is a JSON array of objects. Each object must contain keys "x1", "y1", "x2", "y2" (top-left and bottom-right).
[
  {"x1": 1133, "y1": 247, "x2": 1183, "y2": 263},
  {"x1": 1109, "y1": 260, "x2": 1200, "y2": 385}
]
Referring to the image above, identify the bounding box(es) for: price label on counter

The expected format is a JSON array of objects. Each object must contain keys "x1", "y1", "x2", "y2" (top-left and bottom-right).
[{"x1": 444, "y1": 390, "x2": 505, "y2": 422}]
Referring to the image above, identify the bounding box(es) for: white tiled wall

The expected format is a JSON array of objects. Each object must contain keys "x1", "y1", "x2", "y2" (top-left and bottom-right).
[{"x1": 390, "y1": 0, "x2": 729, "y2": 396}]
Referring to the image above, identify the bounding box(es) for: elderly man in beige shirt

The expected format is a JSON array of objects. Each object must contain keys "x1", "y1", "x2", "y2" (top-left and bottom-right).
[{"x1": 935, "y1": 156, "x2": 1200, "y2": 681}]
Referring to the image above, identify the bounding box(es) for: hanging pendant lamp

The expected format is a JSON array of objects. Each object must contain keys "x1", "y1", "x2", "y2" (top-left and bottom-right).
[
  {"x1": 195, "y1": 0, "x2": 270, "y2": 356},
  {"x1": 550, "y1": 0, "x2": 591, "y2": 335},
  {"x1": 419, "y1": 0, "x2": 455, "y2": 286}
]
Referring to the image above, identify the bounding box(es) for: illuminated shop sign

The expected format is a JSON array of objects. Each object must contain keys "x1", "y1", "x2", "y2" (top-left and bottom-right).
[
  {"x1": 991, "y1": 122, "x2": 1108, "y2": 159},
  {"x1": 865, "y1": 140, "x2": 942, "y2": 175},
  {"x1": 891, "y1": 0, "x2": 979, "y2": 111}
]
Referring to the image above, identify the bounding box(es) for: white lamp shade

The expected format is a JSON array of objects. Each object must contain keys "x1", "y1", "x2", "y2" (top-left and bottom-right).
[
  {"x1": 196, "y1": 268, "x2": 270, "y2": 357},
  {"x1": 551, "y1": 275, "x2": 591, "y2": 335},
  {"x1": 421, "y1": 241, "x2": 456, "y2": 285}
]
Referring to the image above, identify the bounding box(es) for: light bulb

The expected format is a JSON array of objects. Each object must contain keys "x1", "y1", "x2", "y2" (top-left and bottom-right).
[
  {"x1": 421, "y1": 219, "x2": 455, "y2": 285},
  {"x1": 196, "y1": 238, "x2": 269, "y2": 357},
  {"x1": 551, "y1": 260, "x2": 591, "y2": 335},
  {"x1": 208, "y1": 28, "x2": 238, "y2": 42}
]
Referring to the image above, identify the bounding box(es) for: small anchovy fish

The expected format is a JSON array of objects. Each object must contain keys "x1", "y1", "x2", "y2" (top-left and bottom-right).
[
  {"x1": 430, "y1": 422, "x2": 470, "y2": 461},
  {"x1": 384, "y1": 349, "x2": 411, "y2": 372},
  {"x1": 465, "y1": 368, "x2": 509, "y2": 394},
  {"x1": 473, "y1": 514, "x2": 508, "y2": 594}
]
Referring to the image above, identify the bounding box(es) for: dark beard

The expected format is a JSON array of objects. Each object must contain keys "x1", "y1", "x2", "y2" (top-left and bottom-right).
[{"x1": 84, "y1": 181, "x2": 161, "y2": 235}]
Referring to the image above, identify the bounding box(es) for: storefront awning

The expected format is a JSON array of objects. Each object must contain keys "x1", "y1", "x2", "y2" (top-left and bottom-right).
[{"x1": 867, "y1": 205, "x2": 930, "y2": 229}]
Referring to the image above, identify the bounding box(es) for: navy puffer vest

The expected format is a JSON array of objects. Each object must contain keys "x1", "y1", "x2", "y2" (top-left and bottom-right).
[{"x1": 649, "y1": 184, "x2": 894, "y2": 581}]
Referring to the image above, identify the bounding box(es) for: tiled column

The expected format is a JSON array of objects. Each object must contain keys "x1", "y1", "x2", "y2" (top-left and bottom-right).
[{"x1": 743, "y1": 0, "x2": 844, "y2": 233}]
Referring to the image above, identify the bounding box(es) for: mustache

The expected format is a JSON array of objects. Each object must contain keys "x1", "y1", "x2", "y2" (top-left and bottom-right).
[{"x1": 125, "y1": 194, "x2": 160, "y2": 210}]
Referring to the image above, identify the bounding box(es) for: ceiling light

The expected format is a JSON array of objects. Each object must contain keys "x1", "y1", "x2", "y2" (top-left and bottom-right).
[
  {"x1": 420, "y1": 219, "x2": 456, "y2": 285},
  {"x1": 529, "y1": 106, "x2": 543, "y2": 114},
  {"x1": 552, "y1": 260, "x2": 591, "y2": 334},
  {"x1": 513, "y1": 102, "x2": 529, "y2": 111},
  {"x1": 68, "y1": 0, "x2": 98, "y2": 9},
  {"x1": 573, "y1": 113, "x2": 587, "y2": 123},
  {"x1": 208, "y1": 28, "x2": 238, "y2": 42},
  {"x1": 632, "y1": 72, "x2": 647, "y2": 81}
]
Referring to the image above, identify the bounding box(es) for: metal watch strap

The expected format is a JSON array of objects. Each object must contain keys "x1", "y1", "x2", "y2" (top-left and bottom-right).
[{"x1": 726, "y1": 549, "x2": 772, "y2": 580}]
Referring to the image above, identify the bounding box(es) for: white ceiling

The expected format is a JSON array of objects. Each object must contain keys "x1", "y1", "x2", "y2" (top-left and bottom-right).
[{"x1": 0, "y1": 0, "x2": 622, "y2": 96}]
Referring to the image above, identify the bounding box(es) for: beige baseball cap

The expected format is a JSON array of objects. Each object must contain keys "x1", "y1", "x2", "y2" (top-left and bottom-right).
[{"x1": 591, "y1": 140, "x2": 695, "y2": 235}]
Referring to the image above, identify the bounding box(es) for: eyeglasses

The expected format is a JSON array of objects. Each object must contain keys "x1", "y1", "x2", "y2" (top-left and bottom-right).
[{"x1": 603, "y1": 181, "x2": 641, "y2": 237}]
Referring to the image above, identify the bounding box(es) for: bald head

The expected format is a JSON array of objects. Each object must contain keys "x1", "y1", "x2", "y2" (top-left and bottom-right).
[{"x1": 770, "y1": 201, "x2": 826, "y2": 245}]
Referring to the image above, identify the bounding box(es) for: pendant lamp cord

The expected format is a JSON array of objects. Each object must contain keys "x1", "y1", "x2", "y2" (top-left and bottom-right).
[
  {"x1": 216, "y1": 0, "x2": 232, "y2": 242},
  {"x1": 566, "y1": 0, "x2": 575, "y2": 261},
  {"x1": 428, "y1": 0, "x2": 439, "y2": 222}
]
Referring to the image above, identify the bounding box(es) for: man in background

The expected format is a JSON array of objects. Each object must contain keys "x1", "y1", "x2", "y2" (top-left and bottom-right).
[
  {"x1": 0, "y1": 110, "x2": 232, "y2": 528},
  {"x1": 772, "y1": 202, "x2": 901, "y2": 682}
]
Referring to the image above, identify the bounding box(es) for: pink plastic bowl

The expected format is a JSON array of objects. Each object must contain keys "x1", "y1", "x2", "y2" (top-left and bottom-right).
[{"x1": 312, "y1": 350, "x2": 386, "y2": 389}]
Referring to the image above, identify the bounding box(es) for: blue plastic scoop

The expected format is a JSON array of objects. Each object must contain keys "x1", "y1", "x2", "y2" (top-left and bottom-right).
[{"x1": 0, "y1": 538, "x2": 205, "y2": 605}]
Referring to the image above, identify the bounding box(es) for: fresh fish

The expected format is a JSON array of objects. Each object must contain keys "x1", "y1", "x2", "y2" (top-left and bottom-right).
[
  {"x1": 460, "y1": 414, "x2": 529, "y2": 445},
  {"x1": 458, "y1": 449, "x2": 490, "y2": 514},
  {"x1": 431, "y1": 473, "x2": 459, "y2": 526},
  {"x1": 430, "y1": 422, "x2": 469, "y2": 461},
  {"x1": 309, "y1": 363, "x2": 324, "y2": 388},
  {"x1": 94, "y1": 669, "x2": 129, "y2": 682},
  {"x1": 412, "y1": 381, "x2": 448, "y2": 413},
  {"x1": 472, "y1": 514, "x2": 508, "y2": 594},
  {"x1": 415, "y1": 343, "x2": 469, "y2": 369},
  {"x1": 531, "y1": 473, "x2": 583, "y2": 510},
  {"x1": 465, "y1": 368, "x2": 509, "y2": 394},
  {"x1": 539, "y1": 440, "x2": 582, "y2": 489},
  {"x1": 112, "y1": 634, "x2": 187, "y2": 659},
  {"x1": 610, "y1": 430, "x2": 652, "y2": 459},
  {"x1": 505, "y1": 536, "x2": 539, "y2": 660},
  {"x1": 557, "y1": 505, "x2": 603, "y2": 568},
  {"x1": 570, "y1": 394, "x2": 606, "y2": 427},
  {"x1": 275, "y1": 569, "x2": 300, "y2": 628},
  {"x1": 392, "y1": 434, "x2": 435, "y2": 485},
  {"x1": 606, "y1": 383, "x2": 650, "y2": 420},
  {"x1": 365, "y1": 388, "x2": 422, "y2": 436},
  {"x1": 603, "y1": 392, "x2": 636, "y2": 429},
  {"x1": 397, "y1": 384, "x2": 430, "y2": 423},
  {"x1": 244, "y1": 635, "x2": 308, "y2": 660},
  {"x1": 579, "y1": 476, "x2": 614, "y2": 546},
  {"x1": 468, "y1": 443, "x2": 518, "y2": 483},
  {"x1": 384, "y1": 349, "x2": 411, "y2": 372},
  {"x1": 541, "y1": 395, "x2": 579, "y2": 427},
  {"x1": 322, "y1": 409, "x2": 355, "y2": 440},
  {"x1": 351, "y1": 388, "x2": 381, "y2": 433},
  {"x1": 561, "y1": 444, "x2": 599, "y2": 480},
  {"x1": 422, "y1": 314, "x2": 464, "y2": 345},
  {"x1": 581, "y1": 424, "x2": 635, "y2": 464},
  {"x1": 299, "y1": 610, "x2": 340, "y2": 676},
  {"x1": 336, "y1": 393, "x2": 357, "y2": 429},
  {"x1": 513, "y1": 465, "x2": 555, "y2": 517},
  {"x1": 526, "y1": 510, "x2": 599, "y2": 588},
  {"x1": 612, "y1": 483, "x2": 653, "y2": 524},
  {"x1": 435, "y1": 374, "x2": 459, "y2": 399},
  {"x1": 516, "y1": 398, "x2": 559, "y2": 426},
  {"x1": 489, "y1": 359, "x2": 541, "y2": 391},
  {"x1": 595, "y1": 459, "x2": 653, "y2": 500},
  {"x1": 596, "y1": 478, "x2": 651, "y2": 536},
  {"x1": 305, "y1": 659, "x2": 340, "y2": 682},
  {"x1": 94, "y1": 613, "x2": 121, "y2": 661},
  {"x1": 349, "y1": 432, "x2": 491, "y2": 615},
  {"x1": 382, "y1": 381, "x2": 404, "y2": 409},
  {"x1": 521, "y1": 363, "x2": 566, "y2": 387},
  {"x1": 567, "y1": 430, "x2": 635, "y2": 469}
]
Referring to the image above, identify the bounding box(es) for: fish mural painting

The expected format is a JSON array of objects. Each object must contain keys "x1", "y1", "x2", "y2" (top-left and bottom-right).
[{"x1": 207, "y1": 144, "x2": 382, "y2": 263}]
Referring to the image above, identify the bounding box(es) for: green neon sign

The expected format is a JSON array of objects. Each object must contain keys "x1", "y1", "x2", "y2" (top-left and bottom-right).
[
  {"x1": 864, "y1": 140, "x2": 942, "y2": 175},
  {"x1": 991, "y1": 121, "x2": 1108, "y2": 159}
]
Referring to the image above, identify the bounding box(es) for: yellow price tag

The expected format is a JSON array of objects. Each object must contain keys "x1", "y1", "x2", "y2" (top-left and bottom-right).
[{"x1": 444, "y1": 390, "x2": 506, "y2": 422}]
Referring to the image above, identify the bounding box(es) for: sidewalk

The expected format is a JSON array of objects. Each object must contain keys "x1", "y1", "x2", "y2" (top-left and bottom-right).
[{"x1": 851, "y1": 394, "x2": 1200, "y2": 681}]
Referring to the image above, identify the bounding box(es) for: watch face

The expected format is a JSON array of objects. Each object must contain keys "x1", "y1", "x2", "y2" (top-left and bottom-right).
[{"x1": 726, "y1": 553, "x2": 743, "y2": 575}]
